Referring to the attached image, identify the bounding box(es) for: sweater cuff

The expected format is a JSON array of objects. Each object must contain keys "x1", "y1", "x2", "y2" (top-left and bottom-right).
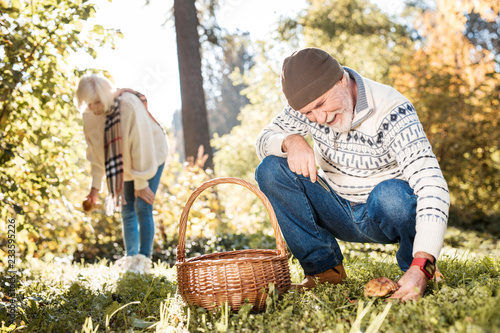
[
  {"x1": 134, "y1": 179, "x2": 149, "y2": 191},
  {"x1": 412, "y1": 216, "x2": 447, "y2": 260},
  {"x1": 267, "y1": 133, "x2": 288, "y2": 158}
]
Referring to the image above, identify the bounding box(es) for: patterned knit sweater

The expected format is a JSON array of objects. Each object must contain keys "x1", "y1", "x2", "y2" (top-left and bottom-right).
[{"x1": 256, "y1": 68, "x2": 449, "y2": 259}]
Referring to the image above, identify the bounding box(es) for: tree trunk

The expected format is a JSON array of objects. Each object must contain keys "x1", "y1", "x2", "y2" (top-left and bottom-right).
[{"x1": 174, "y1": 0, "x2": 213, "y2": 169}]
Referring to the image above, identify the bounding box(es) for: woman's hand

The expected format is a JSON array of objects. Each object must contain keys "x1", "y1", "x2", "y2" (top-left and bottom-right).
[
  {"x1": 83, "y1": 188, "x2": 100, "y2": 212},
  {"x1": 134, "y1": 186, "x2": 155, "y2": 205},
  {"x1": 86, "y1": 188, "x2": 100, "y2": 204}
]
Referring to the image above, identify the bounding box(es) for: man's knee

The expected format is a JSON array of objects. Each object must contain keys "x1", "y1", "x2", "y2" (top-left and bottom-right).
[
  {"x1": 368, "y1": 179, "x2": 416, "y2": 223},
  {"x1": 255, "y1": 155, "x2": 287, "y2": 185}
]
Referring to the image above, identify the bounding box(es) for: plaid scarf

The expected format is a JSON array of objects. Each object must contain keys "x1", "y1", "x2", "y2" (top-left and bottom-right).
[{"x1": 104, "y1": 89, "x2": 159, "y2": 214}]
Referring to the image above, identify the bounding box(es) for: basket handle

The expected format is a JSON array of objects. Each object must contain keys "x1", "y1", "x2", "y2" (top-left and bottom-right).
[{"x1": 176, "y1": 177, "x2": 288, "y2": 263}]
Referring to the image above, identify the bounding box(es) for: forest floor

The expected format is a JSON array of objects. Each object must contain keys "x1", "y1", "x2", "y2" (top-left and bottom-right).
[{"x1": 1, "y1": 226, "x2": 499, "y2": 332}]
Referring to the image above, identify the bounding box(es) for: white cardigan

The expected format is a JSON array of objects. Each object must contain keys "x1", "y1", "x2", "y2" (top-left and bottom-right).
[
  {"x1": 256, "y1": 68, "x2": 450, "y2": 260},
  {"x1": 83, "y1": 93, "x2": 168, "y2": 191}
]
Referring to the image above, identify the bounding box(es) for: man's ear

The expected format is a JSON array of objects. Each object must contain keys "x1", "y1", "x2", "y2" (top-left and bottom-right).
[{"x1": 339, "y1": 73, "x2": 348, "y2": 87}]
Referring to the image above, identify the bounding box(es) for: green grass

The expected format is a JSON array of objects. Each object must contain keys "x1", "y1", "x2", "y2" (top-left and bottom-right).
[{"x1": 1, "y1": 226, "x2": 499, "y2": 333}]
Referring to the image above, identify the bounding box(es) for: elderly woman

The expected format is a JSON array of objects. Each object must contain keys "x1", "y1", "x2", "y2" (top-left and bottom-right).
[{"x1": 75, "y1": 73, "x2": 168, "y2": 274}]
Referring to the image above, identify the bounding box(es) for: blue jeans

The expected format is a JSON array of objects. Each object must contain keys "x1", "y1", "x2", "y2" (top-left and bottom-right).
[
  {"x1": 121, "y1": 162, "x2": 165, "y2": 258},
  {"x1": 255, "y1": 156, "x2": 417, "y2": 276}
]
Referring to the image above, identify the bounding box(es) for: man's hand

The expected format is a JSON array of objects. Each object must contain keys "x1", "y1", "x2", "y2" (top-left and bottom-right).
[
  {"x1": 389, "y1": 267, "x2": 428, "y2": 302},
  {"x1": 134, "y1": 186, "x2": 155, "y2": 205},
  {"x1": 282, "y1": 134, "x2": 318, "y2": 182},
  {"x1": 389, "y1": 252, "x2": 434, "y2": 302}
]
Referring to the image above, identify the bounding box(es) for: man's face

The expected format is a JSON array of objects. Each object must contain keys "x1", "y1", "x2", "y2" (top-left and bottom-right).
[{"x1": 298, "y1": 76, "x2": 355, "y2": 133}]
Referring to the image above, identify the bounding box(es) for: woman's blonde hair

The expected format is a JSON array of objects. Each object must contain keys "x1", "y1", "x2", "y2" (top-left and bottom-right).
[{"x1": 75, "y1": 73, "x2": 115, "y2": 113}]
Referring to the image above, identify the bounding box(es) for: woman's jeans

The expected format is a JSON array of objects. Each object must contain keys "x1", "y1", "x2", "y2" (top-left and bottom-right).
[
  {"x1": 255, "y1": 156, "x2": 417, "y2": 276},
  {"x1": 121, "y1": 162, "x2": 165, "y2": 258}
]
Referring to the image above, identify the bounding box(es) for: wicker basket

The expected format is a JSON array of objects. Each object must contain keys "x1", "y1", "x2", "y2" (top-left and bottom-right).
[{"x1": 176, "y1": 177, "x2": 291, "y2": 312}]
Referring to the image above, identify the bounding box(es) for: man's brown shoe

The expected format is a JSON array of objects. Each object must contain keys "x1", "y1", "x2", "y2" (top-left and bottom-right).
[{"x1": 292, "y1": 263, "x2": 347, "y2": 290}]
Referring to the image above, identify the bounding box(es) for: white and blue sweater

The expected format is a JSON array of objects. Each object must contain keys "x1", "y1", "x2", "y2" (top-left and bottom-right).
[{"x1": 256, "y1": 68, "x2": 449, "y2": 260}]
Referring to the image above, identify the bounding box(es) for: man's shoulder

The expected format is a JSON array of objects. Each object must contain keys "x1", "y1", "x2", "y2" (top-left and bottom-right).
[
  {"x1": 347, "y1": 69, "x2": 410, "y2": 121},
  {"x1": 363, "y1": 82, "x2": 411, "y2": 121},
  {"x1": 364, "y1": 78, "x2": 408, "y2": 107}
]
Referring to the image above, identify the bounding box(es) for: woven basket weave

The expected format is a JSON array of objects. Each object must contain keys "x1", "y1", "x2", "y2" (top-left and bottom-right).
[{"x1": 176, "y1": 177, "x2": 291, "y2": 312}]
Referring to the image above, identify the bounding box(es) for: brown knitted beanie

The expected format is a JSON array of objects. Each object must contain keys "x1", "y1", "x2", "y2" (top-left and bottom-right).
[{"x1": 281, "y1": 48, "x2": 343, "y2": 110}]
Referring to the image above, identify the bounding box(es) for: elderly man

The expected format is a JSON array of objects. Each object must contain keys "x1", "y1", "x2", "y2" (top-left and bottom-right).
[{"x1": 255, "y1": 48, "x2": 449, "y2": 301}]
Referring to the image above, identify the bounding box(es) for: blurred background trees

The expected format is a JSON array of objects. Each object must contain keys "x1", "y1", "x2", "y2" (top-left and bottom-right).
[
  {"x1": 1, "y1": 0, "x2": 499, "y2": 263},
  {"x1": 0, "y1": 0, "x2": 122, "y2": 260},
  {"x1": 389, "y1": 0, "x2": 500, "y2": 229},
  {"x1": 278, "y1": 0, "x2": 414, "y2": 84},
  {"x1": 174, "y1": 0, "x2": 214, "y2": 169}
]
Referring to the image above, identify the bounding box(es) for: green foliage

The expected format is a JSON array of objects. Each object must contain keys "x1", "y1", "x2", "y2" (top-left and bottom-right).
[
  {"x1": 395, "y1": 64, "x2": 500, "y2": 229},
  {"x1": 1, "y1": 227, "x2": 498, "y2": 332},
  {"x1": 152, "y1": 153, "x2": 230, "y2": 264},
  {"x1": 205, "y1": 31, "x2": 254, "y2": 137},
  {"x1": 0, "y1": 0, "x2": 120, "y2": 260},
  {"x1": 279, "y1": 0, "x2": 414, "y2": 83},
  {"x1": 390, "y1": 0, "x2": 500, "y2": 229},
  {"x1": 213, "y1": 41, "x2": 286, "y2": 180},
  {"x1": 212, "y1": 42, "x2": 289, "y2": 234}
]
